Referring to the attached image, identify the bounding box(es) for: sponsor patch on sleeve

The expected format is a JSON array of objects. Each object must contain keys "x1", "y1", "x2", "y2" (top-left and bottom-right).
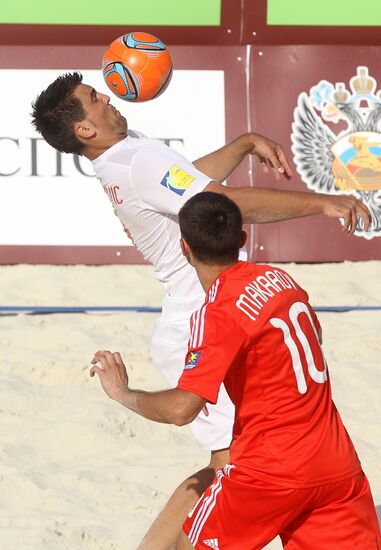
[
  {"x1": 184, "y1": 351, "x2": 201, "y2": 370},
  {"x1": 160, "y1": 164, "x2": 195, "y2": 196}
]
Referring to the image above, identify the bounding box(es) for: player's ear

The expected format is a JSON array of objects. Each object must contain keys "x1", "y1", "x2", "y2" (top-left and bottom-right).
[
  {"x1": 74, "y1": 120, "x2": 96, "y2": 140},
  {"x1": 240, "y1": 230, "x2": 247, "y2": 247},
  {"x1": 180, "y1": 238, "x2": 189, "y2": 258},
  {"x1": 181, "y1": 238, "x2": 195, "y2": 265},
  {"x1": 180, "y1": 237, "x2": 195, "y2": 266}
]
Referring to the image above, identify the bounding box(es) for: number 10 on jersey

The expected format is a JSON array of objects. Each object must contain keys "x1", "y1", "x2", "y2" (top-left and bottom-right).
[{"x1": 270, "y1": 302, "x2": 327, "y2": 394}]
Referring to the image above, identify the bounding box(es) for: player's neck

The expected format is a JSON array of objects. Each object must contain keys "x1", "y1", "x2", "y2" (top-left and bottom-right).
[
  {"x1": 195, "y1": 261, "x2": 237, "y2": 293},
  {"x1": 82, "y1": 135, "x2": 126, "y2": 161}
]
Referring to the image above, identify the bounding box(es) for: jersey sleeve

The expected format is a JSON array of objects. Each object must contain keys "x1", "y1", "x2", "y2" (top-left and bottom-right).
[
  {"x1": 177, "y1": 304, "x2": 245, "y2": 404},
  {"x1": 129, "y1": 143, "x2": 213, "y2": 215}
]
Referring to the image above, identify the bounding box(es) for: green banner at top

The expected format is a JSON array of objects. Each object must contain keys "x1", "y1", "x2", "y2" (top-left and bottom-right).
[
  {"x1": 0, "y1": 0, "x2": 221, "y2": 26},
  {"x1": 268, "y1": 0, "x2": 381, "y2": 26}
]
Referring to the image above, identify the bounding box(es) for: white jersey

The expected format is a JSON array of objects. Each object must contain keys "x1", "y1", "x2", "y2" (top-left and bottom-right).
[
  {"x1": 92, "y1": 130, "x2": 211, "y2": 300},
  {"x1": 93, "y1": 130, "x2": 237, "y2": 450}
]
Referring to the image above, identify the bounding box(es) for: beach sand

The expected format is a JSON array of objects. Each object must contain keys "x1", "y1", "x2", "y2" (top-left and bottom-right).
[{"x1": 0, "y1": 262, "x2": 380, "y2": 549}]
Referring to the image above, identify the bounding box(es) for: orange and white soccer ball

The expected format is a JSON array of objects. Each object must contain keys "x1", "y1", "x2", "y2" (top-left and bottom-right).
[{"x1": 102, "y1": 31, "x2": 173, "y2": 102}]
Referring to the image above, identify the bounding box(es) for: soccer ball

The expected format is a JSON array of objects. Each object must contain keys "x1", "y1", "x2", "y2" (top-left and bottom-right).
[{"x1": 102, "y1": 32, "x2": 173, "y2": 102}]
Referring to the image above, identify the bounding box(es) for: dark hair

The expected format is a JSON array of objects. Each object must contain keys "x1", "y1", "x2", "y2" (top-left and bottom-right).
[
  {"x1": 179, "y1": 192, "x2": 243, "y2": 264},
  {"x1": 31, "y1": 72, "x2": 86, "y2": 155}
]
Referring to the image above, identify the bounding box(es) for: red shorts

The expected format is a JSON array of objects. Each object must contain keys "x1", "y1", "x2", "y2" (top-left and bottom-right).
[{"x1": 182, "y1": 465, "x2": 381, "y2": 549}]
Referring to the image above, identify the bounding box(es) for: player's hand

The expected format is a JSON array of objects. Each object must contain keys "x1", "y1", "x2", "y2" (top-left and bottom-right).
[
  {"x1": 90, "y1": 350, "x2": 129, "y2": 401},
  {"x1": 250, "y1": 133, "x2": 293, "y2": 180},
  {"x1": 320, "y1": 194, "x2": 372, "y2": 235}
]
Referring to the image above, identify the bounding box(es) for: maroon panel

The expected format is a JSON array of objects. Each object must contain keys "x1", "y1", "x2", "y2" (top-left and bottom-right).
[
  {"x1": 242, "y1": 0, "x2": 381, "y2": 46},
  {"x1": 0, "y1": 0, "x2": 240, "y2": 46},
  {"x1": 0, "y1": 44, "x2": 248, "y2": 264},
  {"x1": 3, "y1": 0, "x2": 381, "y2": 47},
  {"x1": 249, "y1": 45, "x2": 381, "y2": 262},
  {"x1": 0, "y1": 246, "x2": 148, "y2": 265}
]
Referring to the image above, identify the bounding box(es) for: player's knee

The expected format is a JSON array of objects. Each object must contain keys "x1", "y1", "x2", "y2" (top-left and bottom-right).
[
  {"x1": 172, "y1": 450, "x2": 230, "y2": 502},
  {"x1": 183, "y1": 450, "x2": 230, "y2": 497},
  {"x1": 178, "y1": 466, "x2": 215, "y2": 499},
  {"x1": 208, "y1": 447, "x2": 230, "y2": 471},
  {"x1": 176, "y1": 530, "x2": 194, "y2": 549}
]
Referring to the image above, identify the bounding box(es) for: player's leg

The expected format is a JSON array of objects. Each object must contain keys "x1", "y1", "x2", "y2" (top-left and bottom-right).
[
  {"x1": 139, "y1": 299, "x2": 234, "y2": 549},
  {"x1": 281, "y1": 472, "x2": 381, "y2": 549},
  {"x1": 137, "y1": 387, "x2": 233, "y2": 549},
  {"x1": 137, "y1": 448, "x2": 229, "y2": 550}
]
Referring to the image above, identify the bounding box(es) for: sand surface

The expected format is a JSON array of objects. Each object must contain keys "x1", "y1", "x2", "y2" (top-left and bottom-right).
[{"x1": 0, "y1": 262, "x2": 380, "y2": 549}]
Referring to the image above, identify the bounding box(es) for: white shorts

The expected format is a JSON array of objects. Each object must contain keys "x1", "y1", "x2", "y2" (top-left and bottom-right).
[{"x1": 149, "y1": 293, "x2": 235, "y2": 451}]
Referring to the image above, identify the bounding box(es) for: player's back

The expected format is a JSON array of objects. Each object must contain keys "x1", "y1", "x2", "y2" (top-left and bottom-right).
[{"x1": 215, "y1": 262, "x2": 361, "y2": 487}]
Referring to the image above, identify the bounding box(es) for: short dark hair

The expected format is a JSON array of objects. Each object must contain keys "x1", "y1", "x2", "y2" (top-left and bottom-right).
[
  {"x1": 179, "y1": 192, "x2": 243, "y2": 264},
  {"x1": 31, "y1": 72, "x2": 85, "y2": 155}
]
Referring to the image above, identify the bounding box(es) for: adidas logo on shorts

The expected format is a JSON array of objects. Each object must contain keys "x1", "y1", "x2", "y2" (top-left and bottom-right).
[{"x1": 203, "y1": 538, "x2": 220, "y2": 549}]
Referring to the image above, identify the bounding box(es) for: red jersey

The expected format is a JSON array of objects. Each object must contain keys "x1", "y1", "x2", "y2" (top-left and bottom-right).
[{"x1": 177, "y1": 262, "x2": 361, "y2": 488}]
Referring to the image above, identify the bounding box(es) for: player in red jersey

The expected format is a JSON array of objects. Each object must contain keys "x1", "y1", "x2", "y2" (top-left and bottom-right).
[{"x1": 90, "y1": 192, "x2": 380, "y2": 549}]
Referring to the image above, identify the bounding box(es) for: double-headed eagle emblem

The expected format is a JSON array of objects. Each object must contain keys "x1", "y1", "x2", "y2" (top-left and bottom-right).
[{"x1": 292, "y1": 66, "x2": 381, "y2": 239}]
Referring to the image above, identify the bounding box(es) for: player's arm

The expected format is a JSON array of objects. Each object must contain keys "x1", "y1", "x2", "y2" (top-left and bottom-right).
[
  {"x1": 90, "y1": 350, "x2": 206, "y2": 426},
  {"x1": 204, "y1": 182, "x2": 371, "y2": 235},
  {"x1": 193, "y1": 132, "x2": 293, "y2": 183}
]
